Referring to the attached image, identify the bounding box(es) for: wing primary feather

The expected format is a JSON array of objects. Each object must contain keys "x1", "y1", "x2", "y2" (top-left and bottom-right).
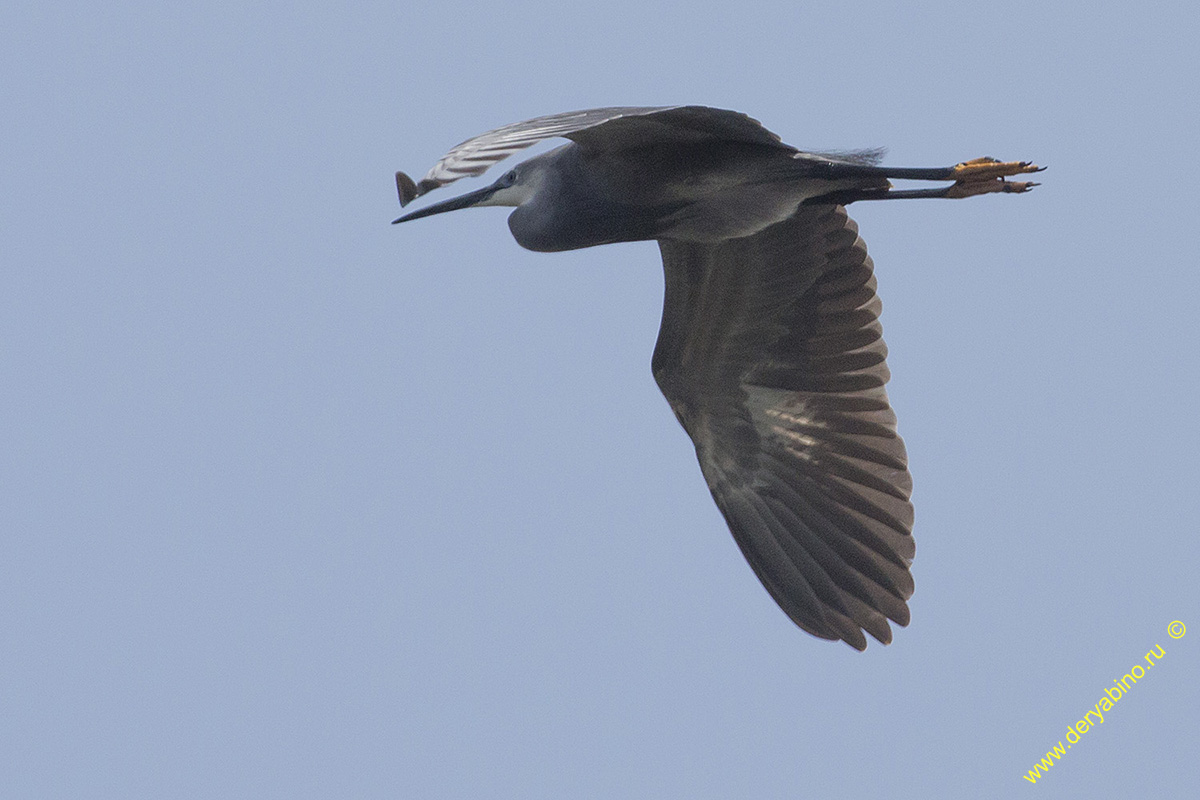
[
  {"x1": 757, "y1": 453, "x2": 914, "y2": 590},
  {"x1": 760, "y1": 474, "x2": 913, "y2": 620},
  {"x1": 761, "y1": 494, "x2": 897, "y2": 642}
]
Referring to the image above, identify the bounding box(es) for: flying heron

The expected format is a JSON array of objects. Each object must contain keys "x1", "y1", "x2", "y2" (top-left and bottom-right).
[{"x1": 392, "y1": 105, "x2": 1040, "y2": 650}]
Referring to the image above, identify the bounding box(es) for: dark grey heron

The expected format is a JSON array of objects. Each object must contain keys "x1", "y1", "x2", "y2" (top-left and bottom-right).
[{"x1": 393, "y1": 105, "x2": 1040, "y2": 650}]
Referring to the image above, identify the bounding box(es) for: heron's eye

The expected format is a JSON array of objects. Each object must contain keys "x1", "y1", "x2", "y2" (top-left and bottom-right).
[{"x1": 504, "y1": 170, "x2": 518, "y2": 185}]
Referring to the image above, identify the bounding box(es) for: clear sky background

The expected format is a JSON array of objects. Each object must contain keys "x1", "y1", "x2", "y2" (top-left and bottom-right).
[{"x1": 3, "y1": 1, "x2": 1197, "y2": 797}]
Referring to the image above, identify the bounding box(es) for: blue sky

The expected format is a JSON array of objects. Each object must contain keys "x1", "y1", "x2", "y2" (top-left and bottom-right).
[{"x1": 3, "y1": 1, "x2": 1197, "y2": 797}]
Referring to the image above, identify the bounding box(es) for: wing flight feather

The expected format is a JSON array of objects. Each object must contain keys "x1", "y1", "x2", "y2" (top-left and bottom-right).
[{"x1": 653, "y1": 204, "x2": 914, "y2": 649}]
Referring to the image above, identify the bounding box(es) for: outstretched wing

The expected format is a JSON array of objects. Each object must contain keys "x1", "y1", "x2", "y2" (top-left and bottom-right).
[
  {"x1": 653, "y1": 204, "x2": 914, "y2": 650},
  {"x1": 396, "y1": 105, "x2": 796, "y2": 205}
]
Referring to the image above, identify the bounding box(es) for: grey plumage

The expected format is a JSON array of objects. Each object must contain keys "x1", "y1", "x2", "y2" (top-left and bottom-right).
[{"x1": 393, "y1": 105, "x2": 1040, "y2": 649}]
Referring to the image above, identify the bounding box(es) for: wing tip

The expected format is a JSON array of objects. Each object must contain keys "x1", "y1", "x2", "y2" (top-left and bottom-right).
[
  {"x1": 842, "y1": 627, "x2": 870, "y2": 651},
  {"x1": 395, "y1": 171, "x2": 418, "y2": 207},
  {"x1": 395, "y1": 171, "x2": 444, "y2": 207}
]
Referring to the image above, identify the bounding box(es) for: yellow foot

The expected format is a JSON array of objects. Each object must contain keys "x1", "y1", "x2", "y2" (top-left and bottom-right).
[
  {"x1": 952, "y1": 157, "x2": 1044, "y2": 181},
  {"x1": 945, "y1": 178, "x2": 1040, "y2": 199}
]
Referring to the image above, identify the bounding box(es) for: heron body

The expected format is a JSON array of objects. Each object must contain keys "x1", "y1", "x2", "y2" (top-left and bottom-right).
[
  {"x1": 393, "y1": 105, "x2": 1040, "y2": 650},
  {"x1": 504, "y1": 142, "x2": 884, "y2": 250}
]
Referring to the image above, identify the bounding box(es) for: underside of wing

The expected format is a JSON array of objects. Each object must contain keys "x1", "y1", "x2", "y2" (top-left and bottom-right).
[
  {"x1": 653, "y1": 205, "x2": 913, "y2": 650},
  {"x1": 396, "y1": 105, "x2": 796, "y2": 205}
]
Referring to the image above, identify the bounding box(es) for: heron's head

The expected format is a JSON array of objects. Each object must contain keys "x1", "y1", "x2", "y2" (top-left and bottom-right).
[
  {"x1": 391, "y1": 162, "x2": 544, "y2": 225},
  {"x1": 392, "y1": 147, "x2": 603, "y2": 252}
]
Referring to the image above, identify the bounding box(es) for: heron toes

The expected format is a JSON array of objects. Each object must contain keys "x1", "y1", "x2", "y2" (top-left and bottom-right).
[
  {"x1": 944, "y1": 177, "x2": 1040, "y2": 199},
  {"x1": 944, "y1": 158, "x2": 1043, "y2": 199},
  {"x1": 952, "y1": 158, "x2": 1044, "y2": 181}
]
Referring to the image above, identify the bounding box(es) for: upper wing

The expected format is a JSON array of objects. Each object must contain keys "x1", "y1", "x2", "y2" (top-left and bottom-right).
[
  {"x1": 396, "y1": 105, "x2": 795, "y2": 205},
  {"x1": 653, "y1": 204, "x2": 914, "y2": 650}
]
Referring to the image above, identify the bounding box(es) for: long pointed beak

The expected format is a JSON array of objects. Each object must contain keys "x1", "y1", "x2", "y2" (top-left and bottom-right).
[{"x1": 391, "y1": 183, "x2": 502, "y2": 224}]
